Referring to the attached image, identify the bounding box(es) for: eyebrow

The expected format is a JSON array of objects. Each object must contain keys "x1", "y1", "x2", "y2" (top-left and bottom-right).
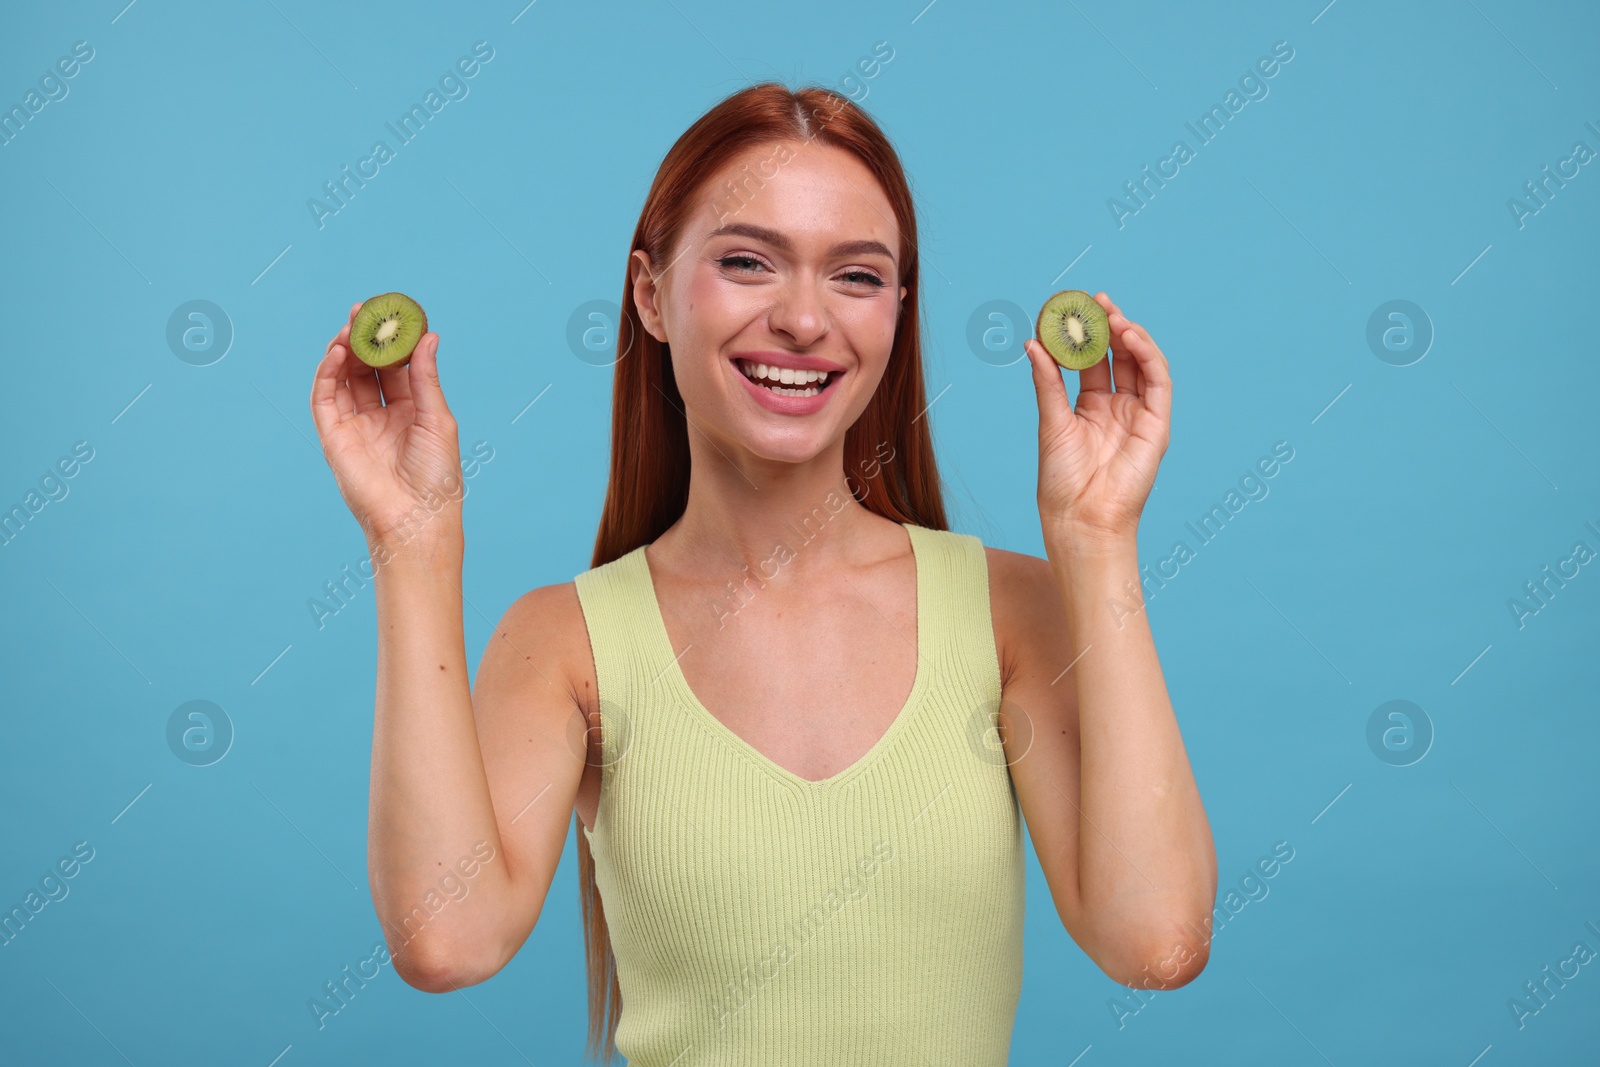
[{"x1": 706, "y1": 221, "x2": 896, "y2": 264}]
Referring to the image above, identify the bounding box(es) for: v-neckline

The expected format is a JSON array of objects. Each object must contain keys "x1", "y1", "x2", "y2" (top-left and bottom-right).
[{"x1": 634, "y1": 521, "x2": 930, "y2": 790}]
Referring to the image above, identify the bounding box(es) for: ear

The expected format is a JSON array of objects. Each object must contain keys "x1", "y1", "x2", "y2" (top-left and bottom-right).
[
  {"x1": 631, "y1": 249, "x2": 668, "y2": 342},
  {"x1": 899, "y1": 284, "x2": 907, "y2": 315}
]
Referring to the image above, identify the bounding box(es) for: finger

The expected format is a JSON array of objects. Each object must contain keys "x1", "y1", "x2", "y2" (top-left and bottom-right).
[
  {"x1": 1094, "y1": 294, "x2": 1132, "y2": 327},
  {"x1": 1093, "y1": 292, "x2": 1124, "y2": 328},
  {"x1": 1107, "y1": 306, "x2": 1151, "y2": 346},
  {"x1": 1116, "y1": 326, "x2": 1171, "y2": 426},
  {"x1": 348, "y1": 357, "x2": 383, "y2": 415},
  {"x1": 1099, "y1": 292, "x2": 1140, "y2": 344},
  {"x1": 350, "y1": 301, "x2": 363, "y2": 322},
  {"x1": 1100, "y1": 297, "x2": 1150, "y2": 395},
  {"x1": 1023, "y1": 339, "x2": 1073, "y2": 435},
  {"x1": 406, "y1": 334, "x2": 454, "y2": 429},
  {"x1": 1106, "y1": 308, "x2": 1139, "y2": 347},
  {"x1": 1105, "y1": 308, "x2": 1142, "y2": 396},
  {"x1": 311, "y1": 341, "x2": 355, "y2": 439},
  {"x1": 1077, "y1": 344, "x2": 1113, "y2": 395},
  {"x1": 1110, "y1": 330, "x2": 1141, "y2": 396},
  {"x1": 376, "y1": 358, "x2": 413, "y2": 408}
]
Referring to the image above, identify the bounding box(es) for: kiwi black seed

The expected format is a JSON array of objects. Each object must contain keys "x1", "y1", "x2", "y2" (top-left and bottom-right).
[
  {"x1": 1035, "y1": 290, "x2": 1109, "y2": 371},
  {"x1": 350, "y1": 292, "x2": 428, "y2": 369}
]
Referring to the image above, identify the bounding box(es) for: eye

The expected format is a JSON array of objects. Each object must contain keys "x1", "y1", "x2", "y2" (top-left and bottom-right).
[
  {"x1": 717, "y1": 254, "x2": 765, "y2": 273},
  {"x1": 841, "y1": 269, "x2": 886, "y2": 287}
]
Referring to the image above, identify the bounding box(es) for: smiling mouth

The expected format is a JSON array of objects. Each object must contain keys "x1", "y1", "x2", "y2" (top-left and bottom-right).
[{"x1": 734, "y1": 357, "x2": 841, "y2": 398}]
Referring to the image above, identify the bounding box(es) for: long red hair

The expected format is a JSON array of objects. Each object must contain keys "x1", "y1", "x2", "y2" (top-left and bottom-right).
[{"x1": 579, "y1": 80, "x2": 948, "y2": 1061}]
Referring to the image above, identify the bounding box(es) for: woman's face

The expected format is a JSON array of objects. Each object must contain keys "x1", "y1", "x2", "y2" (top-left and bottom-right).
[{"x1": 631, "y1": 140, "x2": 907, "y2": 466}]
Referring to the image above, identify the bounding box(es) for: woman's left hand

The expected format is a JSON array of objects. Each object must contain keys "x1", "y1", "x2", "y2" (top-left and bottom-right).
[{"x1": 1023, "y1": 292, "x2": 1172, "y2": 545}]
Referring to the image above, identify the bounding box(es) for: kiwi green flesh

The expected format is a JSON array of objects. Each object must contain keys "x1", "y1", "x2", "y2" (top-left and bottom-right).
[
  {"x1": 351, "y1": 293, "x2": 426, "y2": 369},
  {"x1": 1036, "y1": 290, "x2": 1109, "y2": 371}
]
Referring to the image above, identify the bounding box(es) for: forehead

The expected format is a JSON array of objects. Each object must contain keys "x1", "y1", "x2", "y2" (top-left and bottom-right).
[{"x1": 695, "y1": 140, "x2": 900, "y2": 260}]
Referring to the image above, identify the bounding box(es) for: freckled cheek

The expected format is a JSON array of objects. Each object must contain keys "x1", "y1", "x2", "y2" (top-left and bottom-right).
[
  {"x1": 681, "y1": 270, "x2": 718, "y2": 310},
  {"x1": 679, "y1": 274, "x2": 757, "y2": 341},
  {"x1": 843, "y1": 308, "x2": 900, "y2": 365}
]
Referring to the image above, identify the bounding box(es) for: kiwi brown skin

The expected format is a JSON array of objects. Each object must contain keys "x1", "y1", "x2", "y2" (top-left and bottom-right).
[
  {"x1": 1035, "y1": 289, "x2": 1110, "y2": 371},
  {"x1": 350, "y1": 292, "x2": 428, "y2": 370}
]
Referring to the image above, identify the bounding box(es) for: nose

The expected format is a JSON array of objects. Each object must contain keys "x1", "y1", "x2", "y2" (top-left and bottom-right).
[{"x1": 767, "y1": 276, "x2": 828, "y2": 347}]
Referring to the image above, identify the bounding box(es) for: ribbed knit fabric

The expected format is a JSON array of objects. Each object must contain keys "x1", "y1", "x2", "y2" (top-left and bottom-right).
[{"x1": 572, "y1": 521, "x2": 1024, "y2": 1066}]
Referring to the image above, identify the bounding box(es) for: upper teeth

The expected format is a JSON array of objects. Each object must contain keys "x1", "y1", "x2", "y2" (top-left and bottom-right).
[{"x1": 740, "y1": 360, "x2": 830, "y2": 386}]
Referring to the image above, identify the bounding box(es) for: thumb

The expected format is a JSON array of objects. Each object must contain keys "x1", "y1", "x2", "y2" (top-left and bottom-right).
[
  {"x1": 1024, "y1": 339, "x2": 1072, "y2": 435},
  {"x1": 407, "y1": 334, "x2": 452, "y2": 426}
]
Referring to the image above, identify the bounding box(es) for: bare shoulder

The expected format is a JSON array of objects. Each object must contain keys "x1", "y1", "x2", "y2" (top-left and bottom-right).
[
  {"x1": 478, "y1": 579, "x2": 597, "y2": 715},
  {"x1": 982, "y1": 545, "x2": 1069, "y2": 687},
  {"x1": 468, "y1": 578, "x2": 598, "y2": 938},
  {"x1": 472, "y1": 578, "x2": 600, "y2": 840}
]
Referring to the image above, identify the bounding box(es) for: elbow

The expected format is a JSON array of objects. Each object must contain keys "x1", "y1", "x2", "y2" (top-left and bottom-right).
[
  {"x1": 388, "y1": 938, "x2": 502, "y2": 994},
  {"x1": 1137, "y1": 935, "x2": 1210, "y2": 989},
  {"x1": 1098, "y1": 916, "x2": 1213, "y2": 991},
  {"x1": 1102, "y1": 938, "x2": 1210, "y2": 992},
  {"x1": 390, "y1": 944, "x2": 463, "y2": 994}
]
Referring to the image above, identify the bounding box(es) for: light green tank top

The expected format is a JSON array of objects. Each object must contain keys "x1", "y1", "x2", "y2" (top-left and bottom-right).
[{"x1": 573, "y1": 521, "x2": 1025, "y2": 1065}]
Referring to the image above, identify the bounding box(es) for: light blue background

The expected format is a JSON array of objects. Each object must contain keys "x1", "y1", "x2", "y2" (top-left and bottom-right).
[{"x1": 2, "y1": 0, "x2": 1597, "y2": 1063}]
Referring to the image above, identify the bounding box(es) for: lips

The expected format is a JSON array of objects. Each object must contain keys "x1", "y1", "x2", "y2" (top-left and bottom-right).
[
  {"x1": 730, "y1": 355, "x2": 844, "y2": 414},
  {"x1": 730, "y1": 351, "x2": 846, "y2": 374},
  {"x1": 734, "y1": 358, "x2": 834, "y2": 393}
]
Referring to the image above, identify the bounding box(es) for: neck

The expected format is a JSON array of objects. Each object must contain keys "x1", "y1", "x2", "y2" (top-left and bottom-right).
[{"x1": 656, "y1": 437, "x2": 889, "y2": 581}]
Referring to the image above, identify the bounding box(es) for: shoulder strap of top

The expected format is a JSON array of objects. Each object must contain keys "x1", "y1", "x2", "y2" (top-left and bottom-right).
[
  {"x1": 573, "y1": 526, "x2": 1001, "y2": 761},
  {"x1": 913, "y1": 524, "x2": 1002, "y2": 693},
  {"x1": 572, "y1": 546, "x2": 652, "y2": 767}
]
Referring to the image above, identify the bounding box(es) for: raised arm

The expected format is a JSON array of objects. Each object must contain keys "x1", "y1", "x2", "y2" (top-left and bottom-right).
[
  {"x1": 1004, "y1": 293, "x2": 1216, "y2": 988},
  {"x1": 309, "y1": 306, "x2": 588, "y2": 992}
]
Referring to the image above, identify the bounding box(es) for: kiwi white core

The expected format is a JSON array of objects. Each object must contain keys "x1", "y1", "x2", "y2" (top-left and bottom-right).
[{"x1": 374, "y1": 317, "x2": 401, "y2": 344}]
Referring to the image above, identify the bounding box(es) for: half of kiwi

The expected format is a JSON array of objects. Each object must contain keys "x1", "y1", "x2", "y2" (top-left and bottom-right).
[
  {"x1": 1035, "y1": 290, "x2": 1109, "y2": 370},
  {"x1": 350, "y1": 292, "x2": 428, "y2": 369}
]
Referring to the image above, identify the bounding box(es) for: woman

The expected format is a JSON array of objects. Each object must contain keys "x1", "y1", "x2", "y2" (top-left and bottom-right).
[{"x1": 310, "y1": 82, "x2": 1215, "y2": 1065}]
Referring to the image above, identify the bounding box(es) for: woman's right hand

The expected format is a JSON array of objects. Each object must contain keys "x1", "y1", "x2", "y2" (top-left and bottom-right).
[{"x1": 310, "y1": 301, "x2": 463, "y2": 552}]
